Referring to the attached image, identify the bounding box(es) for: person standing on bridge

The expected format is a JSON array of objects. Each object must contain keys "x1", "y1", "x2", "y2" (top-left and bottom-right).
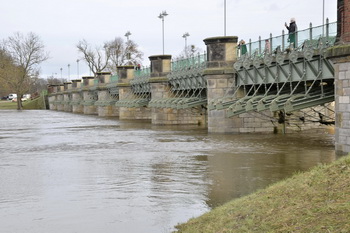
[
  {"x1": 238, "y1": 39, "x2": 247, "y2": 56},
  {"x1": 285, "y1": 18, "x2": 297, "y2": 48}
]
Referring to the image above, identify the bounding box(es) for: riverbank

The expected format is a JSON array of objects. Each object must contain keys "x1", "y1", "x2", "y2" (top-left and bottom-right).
[
  {"x1": 0, "y1": 97, "x2": 46, "y2": 110},
  {"x1": 0, "y1": 101, "x2": 18, "y2": 109},
  {"x1": 175, "y1": 154, "x2": 350, "y2": 232}
]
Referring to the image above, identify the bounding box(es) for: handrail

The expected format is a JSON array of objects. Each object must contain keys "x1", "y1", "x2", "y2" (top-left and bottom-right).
[
  {"x1": 171, "y1": 53, "x2": 207, "y2": 72},
  {"x1": 239, "y1": 19, "x2": 337, "y2": 57}
]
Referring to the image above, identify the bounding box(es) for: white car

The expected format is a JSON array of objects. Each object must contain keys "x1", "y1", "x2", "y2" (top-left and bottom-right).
[{"x1": 8, "y1": 94, "x2": 17, "y2": 101}]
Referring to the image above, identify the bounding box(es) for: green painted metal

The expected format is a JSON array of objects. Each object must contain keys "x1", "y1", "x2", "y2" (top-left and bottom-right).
[
  {"x1": 148, "y1": 53, "x2": 208, "y2": 109},
  {"x1": 218, "y1": 22, "x2": 337, "y2": 117},
  {"x1": 241, "y1": 21, "x2": 336, "y2": 57},
  {"x1": 116, "y1": 66, "x2": 151, "y2": 108}
]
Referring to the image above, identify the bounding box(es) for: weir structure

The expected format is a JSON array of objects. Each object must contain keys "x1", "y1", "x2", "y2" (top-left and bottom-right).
[{"x1": 48, "y1": 2, "x2": 350, "y2": 154}]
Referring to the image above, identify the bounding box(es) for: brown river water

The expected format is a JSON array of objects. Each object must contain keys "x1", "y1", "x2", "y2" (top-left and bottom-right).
[{"x1": 0, "y1": 110, "x2": 337, "y2": 233}]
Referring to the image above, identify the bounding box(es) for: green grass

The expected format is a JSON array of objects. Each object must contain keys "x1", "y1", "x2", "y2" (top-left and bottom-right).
[
  {"x1": 0, "y1": 101, "x2": 18, "y2": 109},
  {"x1": 175, "y1": 154, "x2": 350, "y2": 233},
  {"x1": 0, "y1": 97, "x2": 46, "y2": 110}
]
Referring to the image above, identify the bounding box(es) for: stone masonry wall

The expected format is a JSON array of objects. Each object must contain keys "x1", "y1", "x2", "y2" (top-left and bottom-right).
[
  {"x1": 97, "y1": 90, "x2": 119, "y2": 117},
  {"x1": 334, "y1": 61, "x2": 350, "y2": 153},
  {"x1": 151, "y1": 82, "x2": 206, "y2": 125},
  {"x1": 48, "y1": 95, "x2": 56, "y2": 110}
]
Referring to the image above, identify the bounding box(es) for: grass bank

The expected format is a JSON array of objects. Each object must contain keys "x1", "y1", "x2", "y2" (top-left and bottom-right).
[
  {"x1": 0, "y1": 97, "x2": 46, "y2": 110},
  {"x1": 175, "y1": 154, "x2": 350, "y2": 233},
  {"x1": 0, "y1": 101, "x2": 18, "y2": 109}
]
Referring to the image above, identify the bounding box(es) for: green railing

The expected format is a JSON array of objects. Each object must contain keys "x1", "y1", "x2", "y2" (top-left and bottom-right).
[
  {"x1": 171, "y1": 53, "x2": 207, "y2": 71},
  {"x1": 241, "y1": 20, "x2": 337, "y2": 57},
  {"x1": 134, "y1": 67, "x2": 151, "y2": 79},
  {"x1": 110, "y1": 74, "x2": 119, "y2": 83}
]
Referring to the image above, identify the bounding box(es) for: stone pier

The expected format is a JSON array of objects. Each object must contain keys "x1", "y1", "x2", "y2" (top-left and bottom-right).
[
  {"x1": 150, "y1": 55, "x2": 207, "y2": 125},
  {"x1": 325, "y1": 0, "x2": 350, "y2": 154},
  {"x1": 117, "y1": 65, "x2": 151, "y2": 120},
  {"x1": 81, "y1": 76, "x2": 98, "y2": 115},
  {"x1": 95, "y1": 72, "x2": 119, "y2": 117},
  {"x1": 47, "y1": 85, "x2": 58, "y2": 110},
  {"x1": 71, "y1": 79, "x2": 84, "y2": 113},
  {"x1": 56, "y1": 84, "x2": 64, "y2": 111},
  {"x1": 204, "y1": 36, "x2": 275, "y2": 133},
  {"x1": 63, "y1": 82, "x2": 72, "y2": 112}
]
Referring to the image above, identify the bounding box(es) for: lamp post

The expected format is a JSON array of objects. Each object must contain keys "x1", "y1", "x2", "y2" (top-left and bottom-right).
[
  {"x1": 124, "y1": 31, "x2": 131, "y2": 42},
  {"x1": 224, "y1": 0, "x2": 227, "y2": 36},
  {"x1": 158, "y1": 10, "x2": 168, "y2": 55},
  {"x1": 322, "y1": 0, "x2": 325, "y2": 36},
  {"x1": 124, "y1": 31, "x2": 132, "y2": 60},
  {"x1": 76, "y1": 59, "x2": 79, "y2": 79},
  {"x1": 68, "y1": 64, "x2": 70, "y2": 80},
  {"x1": 182, "y1": 32, "x2": 190, "y2": 57},
  {"x1": 60, "y1": 68, "x2": 63, "y2": 79}
]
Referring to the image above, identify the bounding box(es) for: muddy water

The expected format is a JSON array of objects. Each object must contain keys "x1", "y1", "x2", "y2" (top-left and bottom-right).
[{"x1": 0, "y1": 110, "x2": 336, "y2": 233}]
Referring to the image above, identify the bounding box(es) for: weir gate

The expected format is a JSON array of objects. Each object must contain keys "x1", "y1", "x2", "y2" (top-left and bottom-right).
[{"x1": 47, "y1": 20, "x2": 350, "y2": 154}]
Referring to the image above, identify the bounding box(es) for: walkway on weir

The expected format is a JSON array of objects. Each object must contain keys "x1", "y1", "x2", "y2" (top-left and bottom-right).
[
  {"x1": 113, "y1": 20, "x2": 337, "y2": 117},
  {"x1": 58, "y1": 20, "x2": 336, "y2": 120}
]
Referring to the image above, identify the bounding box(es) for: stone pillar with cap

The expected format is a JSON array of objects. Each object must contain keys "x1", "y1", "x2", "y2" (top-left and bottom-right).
[
  {"x1": 117, "y1": 65, "x2": 151, "y2": 120},
  {"x1": 56, "y1": 84, "x2": 65, "y2": 111},
  {"x1": 95, "y1": 72, "x2": 119, "y2": 117},
  {"x1": 63, "y1": 82, "x2": 72, "y2": 112},
  {"x1": 82, "y1": 76, "x2": 98, "y2": 115},
  {"x1": 149, "y1": 54, "x2": 207, "y2": 125},
  {"x1": 47, "y1": 84, "x2": 58, "y2": 110},
  {"x1": 71, "y1": 79, "x2": 83, "y2": 113},
  {"x1": 326, "y1": 0, "x2": 350, "y2": 154},
  {"x1": 204, "y1": 36, "x2": 275, "y2": 133}
]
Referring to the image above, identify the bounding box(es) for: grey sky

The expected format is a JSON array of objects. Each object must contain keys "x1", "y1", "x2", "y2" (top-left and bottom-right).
[{"x1": 0, "y1": 0, "x2": 337, "y2": 79}]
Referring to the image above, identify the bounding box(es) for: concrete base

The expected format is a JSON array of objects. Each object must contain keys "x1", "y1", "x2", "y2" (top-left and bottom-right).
[
  {"x1": 327, "y1": 45, "x2": 350, "y2": 154},
  {"x1": 119, "y1": 107, "x2": 151, "y2": 120},
  {"x1": 48, "y1": 96, "x2": 57, "y2": 110},
  {"x1": 72, "y1": 105, "x2": 84, "y2": 113},
  {"x1": 98, "y1": 106, "x2": 119, "y2": 117},
  {"x1": 84, "y1": 106, "x2": 97, "y2": 115},
  {"x1": 64, "y1": 104, "x2": 72, "y2": 112},
  {"x1": 208, "y1": 110, "x2": 275, "y2": 133},
  {"x1": 152, "y1": 108, "x2": 207, "y2": 125},
  {"x1": 57, "y1": 104, "x2": 64, "y2": 111}
]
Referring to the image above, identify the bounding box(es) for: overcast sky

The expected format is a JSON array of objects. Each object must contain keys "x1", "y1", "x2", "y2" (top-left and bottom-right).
[{"x1": 0, "y1": 0, "x2": 337, "y2": 79}]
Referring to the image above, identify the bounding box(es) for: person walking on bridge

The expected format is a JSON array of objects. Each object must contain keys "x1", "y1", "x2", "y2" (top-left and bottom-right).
[{"x1": 285, "y1": 18, "x2": 297, "y2": 48}]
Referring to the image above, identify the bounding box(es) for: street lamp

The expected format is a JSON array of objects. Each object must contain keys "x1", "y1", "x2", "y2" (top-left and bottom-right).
[
  {"x1": 68, "y1": 64, "x2": 70, "y2": 80},
  {"x1": 124, "y1": 31, "x2": 132, "y2": 60},
  {"x1": 60, "y1": 68, "x2": 63, "y2": 79},
  {"x1": 322, "y1": 0, "x2": 325, "y2": 36},
  {"x1": 182, "y1": 32, "x2": 190, "y2": 57},
  {"x1": 158, "y1": 10, "x2": 168, "y2": 55},
  {"x1": 124, "y1": 31, "x2": 131, "y2": 42},
  {"x1": 76, "y1": 59, "x2": 80, "y2": 79},
  {"x1": 224, "y1": 0, "x2": 227, "y2": 36}
]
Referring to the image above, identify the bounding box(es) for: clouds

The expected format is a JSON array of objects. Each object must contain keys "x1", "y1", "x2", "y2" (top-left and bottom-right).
[{"x1": 0, "y1": 0, "x2": 337, "y2": 79}]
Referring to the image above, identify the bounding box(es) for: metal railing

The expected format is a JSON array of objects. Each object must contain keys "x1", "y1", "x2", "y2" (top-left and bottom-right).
[
  {"x1": 240, "y1": 19, "x2": 337, "y2": 57},
  {"x1": 171, "y1": 53, "x2": 207, "y2": 72}
]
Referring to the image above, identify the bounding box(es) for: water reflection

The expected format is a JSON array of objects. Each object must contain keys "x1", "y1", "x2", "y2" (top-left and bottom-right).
[
  {"x1": 0, "y1": 110, "x2": 336, "y2": 233},
  {"x1": 203, "y1": 133, "x2": 336, "y2": 207}
]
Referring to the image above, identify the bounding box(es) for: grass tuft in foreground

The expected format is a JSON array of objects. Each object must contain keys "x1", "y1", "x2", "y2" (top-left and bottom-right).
[{"x1": 175, "y1": 154, "x2": 350, "y2": 233}]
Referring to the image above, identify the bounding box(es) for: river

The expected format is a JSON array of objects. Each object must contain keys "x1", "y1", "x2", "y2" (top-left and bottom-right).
[{"x1": 0, "y1": 110, "x2": 337, "y2": 233}]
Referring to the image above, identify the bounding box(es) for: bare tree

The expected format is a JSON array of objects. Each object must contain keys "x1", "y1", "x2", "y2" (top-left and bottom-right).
[
  {"x1": 176, "y1": 44, "x2": 203, "y2": 60},
  {"x1": 76, "y1": 39, "x2": 112, "y2": 76},
  {"x1": 107, "y1": 37, "x2": 144, "y2": 72},
  {"x1": 77, "y1": 37, "x2": 144, "y2": 75},
  {"x1": 0, "y1": 48, "x2": 17, "y2": 95},
  {"x1": 1, "y1": 32, "x2": 49, "y2": 109}
]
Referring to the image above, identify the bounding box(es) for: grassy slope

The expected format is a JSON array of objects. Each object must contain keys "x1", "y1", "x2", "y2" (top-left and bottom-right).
[
  {"x1": 0, "y1": 101, "x2": 18, "y2": 109},
  {"x1": 175, "y1": 154, "x2": 350, "y2": 233},
  {"x1": 0, "y1": 97, "x2": 45, "y2": 110}
]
